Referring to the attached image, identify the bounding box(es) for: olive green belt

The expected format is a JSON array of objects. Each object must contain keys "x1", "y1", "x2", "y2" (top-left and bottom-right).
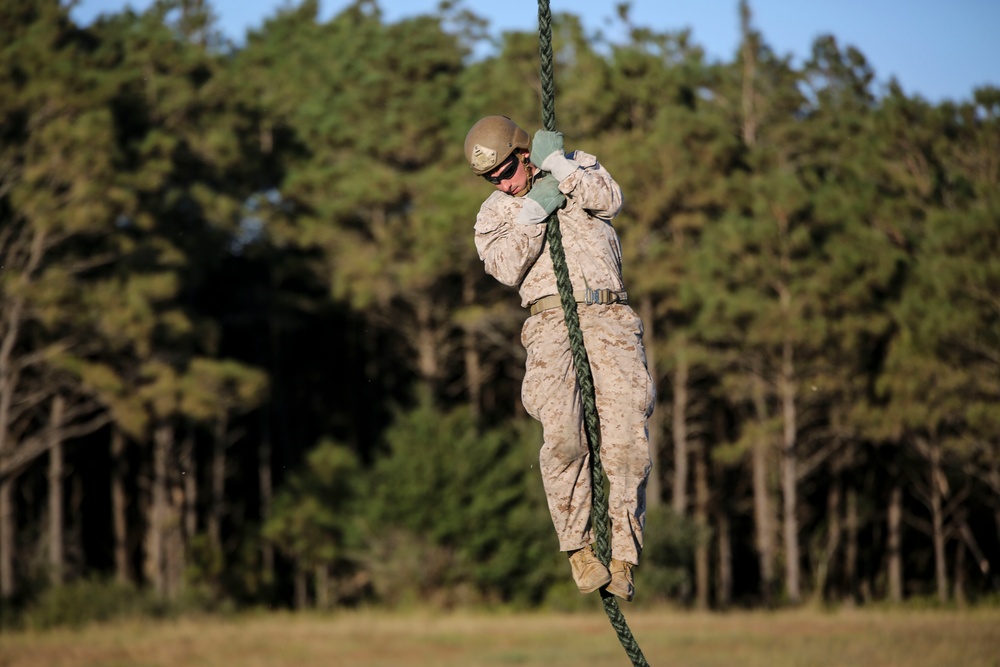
[{"x1": 528, "y1": 289, "x2": 628, "y2": 316}]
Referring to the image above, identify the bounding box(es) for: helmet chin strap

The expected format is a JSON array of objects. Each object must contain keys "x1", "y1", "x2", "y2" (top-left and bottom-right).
[{"x1": 513, "y1": 153, "x2": 535, "y2": 197}]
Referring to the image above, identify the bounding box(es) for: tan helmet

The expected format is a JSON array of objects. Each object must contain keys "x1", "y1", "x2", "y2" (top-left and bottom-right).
[{"x1": 464, "y1": 116, "x2": 530, "y2": 175}]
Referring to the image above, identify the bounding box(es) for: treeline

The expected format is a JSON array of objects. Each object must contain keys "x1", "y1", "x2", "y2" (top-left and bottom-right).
[{"x1": 1, "y1": 0, "x2": 997, "y2": 620}]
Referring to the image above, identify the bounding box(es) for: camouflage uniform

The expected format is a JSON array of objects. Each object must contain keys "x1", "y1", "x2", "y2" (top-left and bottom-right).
[{"x1": 474, "y1": 149, "x2": 655, "y2": 565}]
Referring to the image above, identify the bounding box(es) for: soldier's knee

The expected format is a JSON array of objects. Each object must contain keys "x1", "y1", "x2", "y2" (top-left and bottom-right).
[{"x1": 540, "y1": 433, "x2": 588, "y2": 469}]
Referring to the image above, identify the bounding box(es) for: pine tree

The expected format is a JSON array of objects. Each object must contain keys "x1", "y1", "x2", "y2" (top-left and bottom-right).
[{"x1": 0, "y1": 0, "x2": 126, "y2": 597}]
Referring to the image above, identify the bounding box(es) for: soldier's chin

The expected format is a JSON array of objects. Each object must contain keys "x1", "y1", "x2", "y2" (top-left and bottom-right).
[{"x1": 512, "y1": 183, "x2": 530, "y2": 197}]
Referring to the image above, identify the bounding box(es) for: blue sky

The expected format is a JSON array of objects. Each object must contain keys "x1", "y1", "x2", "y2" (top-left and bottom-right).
[{"x1": 71, "y1": 0, "x2": 999, "y2": 103}]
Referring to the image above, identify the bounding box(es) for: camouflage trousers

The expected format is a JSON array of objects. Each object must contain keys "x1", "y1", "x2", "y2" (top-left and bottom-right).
[{"x1": 521, "y1": 303, "x2": 655, "y2": 565}]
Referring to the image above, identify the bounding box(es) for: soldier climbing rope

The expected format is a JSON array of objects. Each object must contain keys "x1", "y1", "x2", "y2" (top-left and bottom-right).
[{"x1": 535, "y1": 1, "x2": 650, "y2": 665}]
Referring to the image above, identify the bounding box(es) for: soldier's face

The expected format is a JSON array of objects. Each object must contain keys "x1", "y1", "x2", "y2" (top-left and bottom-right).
[{"x1": 487, "y1": 151, "x2": 531, "y2": 196}]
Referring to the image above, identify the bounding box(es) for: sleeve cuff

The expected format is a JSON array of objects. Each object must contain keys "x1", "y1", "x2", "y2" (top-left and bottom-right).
[
  {"x1": 541, "y1": 152, "x2": 577, "y2": 182},
  {"x1": 516, "y1": 197, "x2": 550, "y2": 225}
]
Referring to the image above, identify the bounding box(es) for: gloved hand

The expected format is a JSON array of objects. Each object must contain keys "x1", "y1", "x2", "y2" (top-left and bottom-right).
[
  {"x1": 516, "y1": 175, "x2": 565, "y2": 225},
  {"x1": 531, "y1": 129, "x2": 577, "y2": 182},
  {"x1": 530, "y1": 130, "x2": 564, "y2": 170}
]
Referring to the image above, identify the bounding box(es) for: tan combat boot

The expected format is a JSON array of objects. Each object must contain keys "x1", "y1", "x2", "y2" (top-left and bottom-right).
[
  {"x1": 568, "y1": 545, "x2": 611, "y2": 594},
  {"x1": 606, "y1": 559, "x2": 635, "y2": 602}
]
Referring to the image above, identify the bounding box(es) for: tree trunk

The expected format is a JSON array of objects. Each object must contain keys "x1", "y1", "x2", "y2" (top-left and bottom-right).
[
  {"x1": 693, "y1": 438, "x2": 709, "y2": 610},
  {"x1": 47, "y1": 394, "x2": 66, "y2": 585},
  {"x1": 926, "y1": 438, "x2": 948, "y2": 603},
  {"x1": 959, "y1": 521, "x2": 990, "y2": 581},
  {"x1": 259, "y1": 429, "x2": 274, "y2": 586},
  {"x1": 0, "y1": 230, "x2": 37, "y2": 461},
  {"x1": 111, "y1": 428, "x2": 130, "y2": 583},
  {"x1": 844, "y1": 485, "x2": 859, "y2": 603},
  {"x1": 315, "y1": 563, "x2": 330, "y2": 610},
  {"x1": 209, "y1": 415, "x2": 226, "y2": 554},
  {"x1": 181, "y1": 431, "x2": 196, "y2": 540},
  {"x1": 713, "y1": 407, "x2": 731, "y2": 609},
  {"x1": 779, "y1": 338, "x2": 800, "y2": 604},
  {"x1": 814, "y1": 474, "x2": 841, "y2": 603},
  {"x1": 671, "y1": 342, "x2": 689, "y2": 515},
  {"x1": 781, "y1": 447, "x2": 800, "y2": 604},
  {"x1": 0, "y1": 261, "x2": 26, "y2": 600},
  {"x1": 887, "y1": 482, "x2": 903, "y2": 602},
  {"x1": 68, "y1": 473, "x2": 84, "y2": 579},
  {"x1": 716, "y1": 508, "x2": 732, "y2": 609},
  {"x1": 159, "y1": 425, "x2": 186, "y2": 599},
  {"x1": 990, "y1": 461, "x2": 1000, "y2": 546},
  {"x1": 164, "y1": 475, "x2": 185, "y2": 599},
  {"x1": 146, "y1": 423, "x2": 172, "y2": 597},
  {"x1": 294, "y1": 564, "x2": 308, "y2": 610},
  {"x1": 0, "y1": 475, "x2": 14, "y2": 598},
  {"x1": 750, "y1": 365, "x2": 775, "y2": 604},
  {"x1": 262, "y1": 292, "x2": 282, "y2": 589},
  {"x1": 639, "y1": 296, "x2": 663, "y2": 507},
  {"x1": 953, "y1": 540, "x2": 966, "y2": 608}
]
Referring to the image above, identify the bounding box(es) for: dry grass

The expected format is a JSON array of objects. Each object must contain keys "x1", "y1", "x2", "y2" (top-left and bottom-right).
[{"x1": 2, "y1": 606, "x2": 999, "y2": 667}]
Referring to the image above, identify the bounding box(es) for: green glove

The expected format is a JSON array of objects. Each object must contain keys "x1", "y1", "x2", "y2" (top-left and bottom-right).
[
  {"x1": 527, "y1": 175, "x2": 565, "y2": 214},
  {"x1": 532, "y1": 129, "x2": 578, "y2": 181},
  {"x1": 530, "y1": 130, "x2": 565, "y2": 170},
  {"x1": 516, "y1": 175, "x2": 565, "y2": 225}
]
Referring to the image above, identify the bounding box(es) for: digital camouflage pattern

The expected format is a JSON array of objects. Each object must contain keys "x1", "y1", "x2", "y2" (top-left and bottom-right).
[
  {"x1": 521, "y1": 305, "x2": 654, "y2": 563},
  {"x1": 475, "y1": 151, "x2": 625, "y2": 308},
  {"x1": 474, "y1": 149, "x2": 655, "y2": 565}
]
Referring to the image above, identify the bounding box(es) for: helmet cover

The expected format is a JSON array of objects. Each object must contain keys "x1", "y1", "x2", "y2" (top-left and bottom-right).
[{"x1": 464, "y1": 116, "x2": 530, "y2": 175}]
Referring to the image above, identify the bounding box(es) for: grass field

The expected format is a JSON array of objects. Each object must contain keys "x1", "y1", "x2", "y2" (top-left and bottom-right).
[{"x1": 2, "y1": 606, "x2": 998, "y2": 667}]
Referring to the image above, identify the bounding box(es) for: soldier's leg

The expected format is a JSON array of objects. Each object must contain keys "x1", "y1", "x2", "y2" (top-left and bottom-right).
[
  {"x1": 581, "y1": 305, "x2": 655, "y2": 565},
  {"x1": 521, "y1": 311, "x2": 592, "y2": 552}
]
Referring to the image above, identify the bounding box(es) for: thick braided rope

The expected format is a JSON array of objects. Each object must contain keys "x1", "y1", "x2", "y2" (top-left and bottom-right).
[{"x1": 537, "y1": 2, "x2": 649, "y2": 665}]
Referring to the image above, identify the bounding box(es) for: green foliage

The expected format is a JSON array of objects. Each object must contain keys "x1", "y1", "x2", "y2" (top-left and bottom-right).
[
  {"x1": 186, "y1": 526, "x2": 274, "y2": 608},
  {"x1": 635, "y1": 505, "x2": 702, "y2": 602},
  {"x1": 360, "y1": 401, "x2": 558, "y2": 606},
  {"x1": 184, "y1": 534, "x2": 227, "y2": 602},
  {"x1": 263, "y1": 439, "x2": 361, "y2": 569},
  {"x1": 17, "y1": 578, "x2": 168, "y2": 630}
]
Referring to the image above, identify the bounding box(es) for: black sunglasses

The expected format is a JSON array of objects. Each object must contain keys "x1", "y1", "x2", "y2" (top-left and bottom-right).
[{"x1": 483, "y1": 155, "x2": 519, "y2": 184}]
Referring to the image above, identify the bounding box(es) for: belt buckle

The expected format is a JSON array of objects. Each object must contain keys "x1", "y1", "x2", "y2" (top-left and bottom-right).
[{"x1": 585, "y1": 288, "x2": 614, "y2": 305}]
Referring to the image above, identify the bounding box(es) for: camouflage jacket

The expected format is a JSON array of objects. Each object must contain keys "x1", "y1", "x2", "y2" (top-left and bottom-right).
[{"x1": 473, "y1": 150, "x2": 625, "y2": 309}]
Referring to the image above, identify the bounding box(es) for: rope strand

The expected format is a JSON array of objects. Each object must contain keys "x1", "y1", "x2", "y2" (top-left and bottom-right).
[
  {"x1": 537, "y1": 0, "x2": 557, "y2": 132},
  {"x1": 537, "y1": 1, "x2": 649, "y2": 664}
]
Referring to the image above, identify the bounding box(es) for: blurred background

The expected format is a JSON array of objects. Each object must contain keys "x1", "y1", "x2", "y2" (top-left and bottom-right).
[{"x1": 1, "y1": 0, "x2": 998, "y2": 627}]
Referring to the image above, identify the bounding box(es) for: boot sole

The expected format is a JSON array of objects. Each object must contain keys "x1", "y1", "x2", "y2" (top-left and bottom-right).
[
  {"x1": 606, "y1": 580, "x2": 634, "y2": 601},
  {"x1": 578, "y1": 571, "x2": 612, "y2": 594}
]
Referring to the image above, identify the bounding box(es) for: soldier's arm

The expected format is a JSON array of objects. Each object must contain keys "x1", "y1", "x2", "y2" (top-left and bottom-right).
[
  {"x1": 474, "y1": 195, "x2": 547, "y2": 287},
  {"x1": 553, "y1": 151, "x2": 623, "y2": 221}
]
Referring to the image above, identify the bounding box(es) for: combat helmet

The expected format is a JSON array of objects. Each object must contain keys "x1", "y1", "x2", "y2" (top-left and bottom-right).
[{"x1": 464, "y1": 116, "x2": 530, "y2": 175}]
